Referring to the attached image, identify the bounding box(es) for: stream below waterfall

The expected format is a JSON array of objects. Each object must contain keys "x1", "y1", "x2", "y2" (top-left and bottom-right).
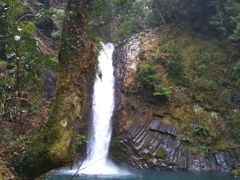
[{"x1": 47, "y1": 170, "x2": 237, "y2": 180}]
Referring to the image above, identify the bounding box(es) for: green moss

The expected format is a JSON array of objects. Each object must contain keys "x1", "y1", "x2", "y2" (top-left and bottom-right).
[
  {"x1": 13, "y1": 117, "x2": 75, "y2": 178},
  {"x1": 234, "y1": 60, "x2": 240, "y2": 72},
  {"x1": 158, "y1": 41, "x2": 187, "y2": 85},
  {"x1": 49, "y1": 129, "x2": 71, "y2": 161},
  {"x1": 135, "y1": 61, "x2": 172, "y2": 102},
  {"x1": 232, "y1": 168, "x2": 240, "y2": 177},
  {"x1": 109, "y1": 138, "x2": 129, "y2": 163},
  {"x1": 165, "y1": 57, "x2": 187, "y2": 85},
  {"x1": 156, "y1": 148, "x2": 167, "y2": 159},
  {"x1": 212, "y1": 139, "x2": 233, "y2": 153},
  {"x1": 194, "y1": 77, "x2": 218, "y2": 91},
  {"x1": 227, "y1": 111, "x2": 240, "y2": 144},
  {"x1": 191, "y1": 126, "x2": 213, "y2": 153}
]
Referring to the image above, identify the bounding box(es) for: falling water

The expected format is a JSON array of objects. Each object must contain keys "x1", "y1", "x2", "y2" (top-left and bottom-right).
[
  {"x1": 65, "y1": 43, "x2": 128, "y2": 176},
  {"x1": 79, "y1": 43, "x2": 118, "y2": 174}
]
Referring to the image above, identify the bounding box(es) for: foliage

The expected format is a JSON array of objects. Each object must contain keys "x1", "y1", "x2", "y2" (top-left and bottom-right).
[
  {"x1": 156, "y1": 148, "x2": 167, "y2": 159},
  {"x1": 194, "y1": 50, "x2": 211, "y2": 64},
  {"x1": 210, "y1": 0, "x2": 240, "y2": 42},
  {"x1": 49, "y1": 8, "x2": 65, "y2": 28},
  {"x1": 0, "y1": 0, "x2": 55, "y2": 124},
  {"x1": 232, "y1": 168, "x2": 240, "y2": 177},
  {"x1": 192, "y1": 126, "x2": 213, "y2": 153},
  {"x1": 75, "y1": 135, "x2": 87, "y2": 150},
  {"x1": 109, "y1": 138, "x2": 129, "y2": 163},
  {"x1": 151, "y1": 29, "x2": 240, "y2": 153},
  {"x1": 166, "y1": 59, "x2": 186, "y2": 85},
  {"x1": 136, "y1": 62, "x2": 172, "y2": 101},
  {"x1": 195, "y1": 77, "x2": 218, "y2": 91},
  {"x1": 146, "y1": 0, "x2": 211, "y2": 25},
  {"x1": 89, "y1": 0, "x2": 140, "y2": 42},
  {"x1": 160, "y1": 42, "x2": 187, "y2": 85},
  {"x1": 193, "y1": 126, "x2": 210, "y2": 137},
  {"x1": 94, "y1": 0, "x2": 240, "y2": 44},
  {"x1": 227, "y1": 111, "x2": 240, "y2": 143},
  {"x1": 234, "y1": 60, "x2": 240, "y2": 72}
]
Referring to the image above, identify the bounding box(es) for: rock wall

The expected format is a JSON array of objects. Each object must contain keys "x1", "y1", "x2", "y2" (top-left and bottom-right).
[{"x1": 111, "y1": 26, "x2": 240, "y2": 173}]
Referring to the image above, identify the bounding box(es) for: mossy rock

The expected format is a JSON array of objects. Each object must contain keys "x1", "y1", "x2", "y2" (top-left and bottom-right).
[
  {"x1": 109, "y1": 138, "x2": 129, "y2": 163},
  {"x1": 232, "y1": 168, "x2": 240, "y2": 177},
  {"x1": 155, "y1": 148, "x2": 167, "y2": 160}
]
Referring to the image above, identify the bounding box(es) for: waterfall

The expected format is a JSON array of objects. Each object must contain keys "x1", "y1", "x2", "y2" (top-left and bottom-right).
[
  {"x1": 87, "y1": 43, "x2": 115, "y2": 166},
  {"x1": 78, "y1": 43, "x2": 118, "y2": 175},
  {"x1": 66, "y1": 43, "x2": 127, "y2": 176}
]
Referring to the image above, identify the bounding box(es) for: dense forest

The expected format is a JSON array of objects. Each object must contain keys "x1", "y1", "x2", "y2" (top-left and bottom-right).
[{"x1": 0, "y1": 0, "x2": 240, "y2": 179}]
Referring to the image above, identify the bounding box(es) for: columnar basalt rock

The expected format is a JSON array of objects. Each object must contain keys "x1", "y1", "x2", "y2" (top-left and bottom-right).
[{"x1": 111, "y1": 27, "x2": 240, "y2": 173}]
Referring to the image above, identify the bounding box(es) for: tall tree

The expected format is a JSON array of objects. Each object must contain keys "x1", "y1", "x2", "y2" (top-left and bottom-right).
[{"x1": 12, "y1": 0, "x2": 99, "y2": 178}]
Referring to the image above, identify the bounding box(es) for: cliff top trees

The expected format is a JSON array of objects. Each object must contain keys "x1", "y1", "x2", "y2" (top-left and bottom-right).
[{"x1": 94, "y1": 0, "x2": 240, "y2": 43}]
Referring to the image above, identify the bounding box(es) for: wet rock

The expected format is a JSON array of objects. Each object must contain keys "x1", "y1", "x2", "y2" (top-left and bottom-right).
[{"x1": 149, "y1": 120, "x2": 176, "y2": 137}]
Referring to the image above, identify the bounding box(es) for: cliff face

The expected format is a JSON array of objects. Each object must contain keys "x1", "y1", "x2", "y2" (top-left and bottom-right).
[{"x1": 110, "y1": 26, "x2": 240, "y2": 173}]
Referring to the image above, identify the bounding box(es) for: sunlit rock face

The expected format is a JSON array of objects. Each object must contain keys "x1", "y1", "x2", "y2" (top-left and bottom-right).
[{"x1": 111, "y1": 27, "x2": 240, "y2": 173}]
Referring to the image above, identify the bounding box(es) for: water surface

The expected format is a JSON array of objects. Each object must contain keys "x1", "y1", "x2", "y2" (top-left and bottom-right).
[{"x1": 47, "y1": 170, "x2": 239, "y2": 180}]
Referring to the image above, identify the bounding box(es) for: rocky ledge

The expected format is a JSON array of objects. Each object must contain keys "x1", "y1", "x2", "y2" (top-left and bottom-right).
[{"x1": 123, "y1": 119, "x2": 240, "y2": 172}]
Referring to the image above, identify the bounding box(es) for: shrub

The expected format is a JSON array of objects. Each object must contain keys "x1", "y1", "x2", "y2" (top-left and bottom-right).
[
  {"x1": 166, "y1": 57, "x2": 186, "y2": 85},
  {"x1": 160, "y1": 42, "x2": 187, "y2": 85},
  {"x1": 191, "y1": 50, "x2": 211, "y2": 76},
  {"x1": 194, "y1": 50, "x2": 210, "y2": 64},
  {"x1": 192, "y1": 126, "x2": 213, "y2": 153},
  {"x1": 136, "y1": 63, "x2": 158, "y2": 89},
  {"x1": 193, "y1": 126, "x2": 210, "y2": 137},
  {"x1": 195, "y1": 76, "x2": 218, "y2": 90},
  {"x1": 153, "y1": 84, "x2": 172, "y2": 98},
  {"x1": 136, "y1": 62, "x2": 172, "y2": 101},
  {"x1": 156, "y1": 148, "x2": 167, "y2": 160},
  {"x1": 228, "y1": 112, "x2": 240, "y2": 143},
  {"x1": 161, "y1": 42, "x2": 179, "y2": 54},
  {"x1": 234, "y1": 61, "x2": 240, "y2": 72}
]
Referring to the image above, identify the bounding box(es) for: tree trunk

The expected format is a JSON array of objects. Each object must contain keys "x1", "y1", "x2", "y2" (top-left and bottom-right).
[{"x1": 12, "y1": 0, "x2": 98, "y2": 179}]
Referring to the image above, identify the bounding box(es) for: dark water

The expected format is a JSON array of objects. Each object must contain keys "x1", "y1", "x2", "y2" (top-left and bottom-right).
[{"x1": 47, "y1": 170, "x2": 239, "y2": 180}]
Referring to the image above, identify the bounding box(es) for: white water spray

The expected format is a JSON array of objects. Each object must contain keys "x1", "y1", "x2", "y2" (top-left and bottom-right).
[
  {"x1": 79, "y1": 43, "x2": 118, "y2": 174},
  {"x1": 86, "y1": 43, "x2": 115, "y2": 166},
  {"x1": 66, "y1": 43, "x2": 128, "y2": 175}
]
